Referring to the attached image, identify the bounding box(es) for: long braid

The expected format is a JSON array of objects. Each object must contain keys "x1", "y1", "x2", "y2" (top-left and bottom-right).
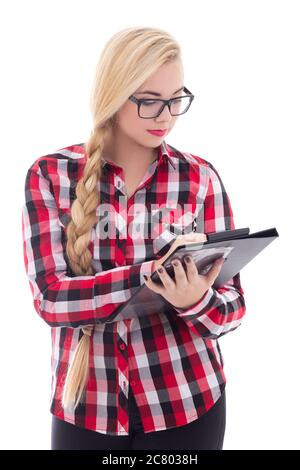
[{"x1": 61, "y1": 125, "x2": 110, "y2": 411}]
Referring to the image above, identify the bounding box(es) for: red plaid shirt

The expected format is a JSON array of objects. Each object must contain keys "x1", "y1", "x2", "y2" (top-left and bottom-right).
[{"x1": 21, "y1": 140, "x2": 246, "y2": 436}]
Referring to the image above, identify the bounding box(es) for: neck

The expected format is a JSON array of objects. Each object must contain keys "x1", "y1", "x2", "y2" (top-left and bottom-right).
[{"x1": 103, "y1": 128, "x2": 158, "y2": 169}]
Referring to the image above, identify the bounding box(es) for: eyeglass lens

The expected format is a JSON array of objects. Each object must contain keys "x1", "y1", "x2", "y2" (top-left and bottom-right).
[{"x1": 139, "y1": 96, "x2": 192, "y2": 118}]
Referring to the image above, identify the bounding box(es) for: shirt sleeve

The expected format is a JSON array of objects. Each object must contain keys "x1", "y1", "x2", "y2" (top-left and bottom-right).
[
  {"x1": 21, "y1": 162, "x2": 155, "y2": 329},
  {"x1": 172, "y1": 162, "x2": 246, "y2": 340}
]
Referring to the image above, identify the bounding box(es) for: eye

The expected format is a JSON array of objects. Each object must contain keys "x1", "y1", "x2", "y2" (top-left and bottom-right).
[{"x1": 142, "y1": 100, "x2": 157, "y2": 106}]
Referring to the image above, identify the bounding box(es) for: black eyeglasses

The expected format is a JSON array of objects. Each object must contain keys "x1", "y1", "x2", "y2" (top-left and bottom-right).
[{"x1": 128, "y1": 86, "x2": 195, "y2": 119}]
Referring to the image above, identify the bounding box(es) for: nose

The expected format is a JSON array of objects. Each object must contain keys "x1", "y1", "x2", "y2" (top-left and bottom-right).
[{"x1": 156, "y1": 103, "x2": 173, "y2": 121}]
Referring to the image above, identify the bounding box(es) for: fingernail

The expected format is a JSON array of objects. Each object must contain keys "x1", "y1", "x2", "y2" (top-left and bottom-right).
[
  {"x1": 158, "y1": 267, "x2": 163, "y2": 273},
  {"x1": 185, "y1": 256, "x2": 191, "y2": 263}
]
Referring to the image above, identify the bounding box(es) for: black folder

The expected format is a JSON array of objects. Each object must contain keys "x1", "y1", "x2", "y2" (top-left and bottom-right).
[{"x1": 104, "y1": 227, "x2": 279, "y2": 323}]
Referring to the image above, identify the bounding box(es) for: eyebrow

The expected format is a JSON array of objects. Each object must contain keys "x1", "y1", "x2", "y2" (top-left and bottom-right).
[{"x1": 135, "y1": 86, "x2": 185, "y2": 97}]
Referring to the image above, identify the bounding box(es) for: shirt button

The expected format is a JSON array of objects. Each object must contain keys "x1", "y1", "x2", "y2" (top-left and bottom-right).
[
  {"x1": 130, "y1": 380, "x2": 136, "y2": 387},
  {"x1": 120, "y1": 343, "x2": 126, "y2": 350}
]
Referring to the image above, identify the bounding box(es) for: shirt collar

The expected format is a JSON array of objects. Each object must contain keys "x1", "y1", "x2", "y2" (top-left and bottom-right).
[{"x1": 159, "y1": 139, "x2": 176, "y2": 169}]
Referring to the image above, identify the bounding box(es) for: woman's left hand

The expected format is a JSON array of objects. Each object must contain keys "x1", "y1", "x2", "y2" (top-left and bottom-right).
[{"x1": 144, "y1": 255, "x2": 224, "y2": 310}]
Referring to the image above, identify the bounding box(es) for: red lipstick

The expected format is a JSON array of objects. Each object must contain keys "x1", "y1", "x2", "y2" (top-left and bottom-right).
[{"x1": 147, "y1": 129, "x2": 167, "y2": 137}]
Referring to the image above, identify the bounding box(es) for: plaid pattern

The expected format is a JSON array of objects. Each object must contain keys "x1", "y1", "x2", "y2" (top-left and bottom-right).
[{"x1": 21, "y1": 140, "x2": 246, "y2": 435}]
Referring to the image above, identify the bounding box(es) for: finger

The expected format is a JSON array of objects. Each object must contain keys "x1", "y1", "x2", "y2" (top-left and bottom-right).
[
  {"x1": 197, "y1": 233, "x2": 207, "y2": 242},
  {"x1": 182, "y1": 255, "x2": 199, "y2": 282},
  {"x1": 205, "y1": 257, "x2": 225, "y2": 285},
  {"x1": 186, "y1": 232, "x2": 207, "y2": 242},
  {"x1": 177, "y1": 233, "x2": 207, "y2": 244},
  {"x1": 171, "y1": 258, "x2": 188, "y2": 285},
  {"x1": 155, "y1": 265, "x2": 176, "y2": 289},
  {"x1": 143, "y1": 274, "x2": 164, "y2": 294}
]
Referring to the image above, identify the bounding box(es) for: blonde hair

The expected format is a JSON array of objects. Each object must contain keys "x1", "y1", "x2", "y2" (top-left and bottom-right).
[{"x1": 61, "y1": 26, "x2": 182, "y2": 411}]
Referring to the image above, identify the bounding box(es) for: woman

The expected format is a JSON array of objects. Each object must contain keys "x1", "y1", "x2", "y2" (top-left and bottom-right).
[{"x1": 22, "y1": 26, "x2": 246, "y2": 450}]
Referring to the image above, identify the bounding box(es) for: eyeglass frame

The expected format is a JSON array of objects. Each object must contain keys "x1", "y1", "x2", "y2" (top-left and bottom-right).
[{"x1": 128, "y1": 86, "x2": 195, "y2": 119}]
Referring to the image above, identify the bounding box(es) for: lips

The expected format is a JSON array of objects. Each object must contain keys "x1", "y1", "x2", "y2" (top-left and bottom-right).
[{"x1": 147, "y1": 129, "x2": 167, "y2": 136}]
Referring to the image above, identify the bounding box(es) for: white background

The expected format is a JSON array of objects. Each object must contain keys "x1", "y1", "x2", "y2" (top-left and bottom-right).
[{"x1": 1, "y1": 0, "x2": 299, "y2": 450}]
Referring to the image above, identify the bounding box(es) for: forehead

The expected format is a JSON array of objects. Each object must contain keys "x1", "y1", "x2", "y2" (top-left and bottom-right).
[{"x1": 136, "y1": 60, "x2": 184, "y2": 93}]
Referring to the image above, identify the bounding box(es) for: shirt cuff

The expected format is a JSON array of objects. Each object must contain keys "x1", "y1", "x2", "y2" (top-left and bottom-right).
[{"x1": 173, "y1": 287, "x2": 215, "y2": 317}]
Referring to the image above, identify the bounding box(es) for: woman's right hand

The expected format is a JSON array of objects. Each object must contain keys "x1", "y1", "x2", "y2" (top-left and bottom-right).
[{"x1": 153, "y1": 232, "x2": 207, "y2": 272}]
